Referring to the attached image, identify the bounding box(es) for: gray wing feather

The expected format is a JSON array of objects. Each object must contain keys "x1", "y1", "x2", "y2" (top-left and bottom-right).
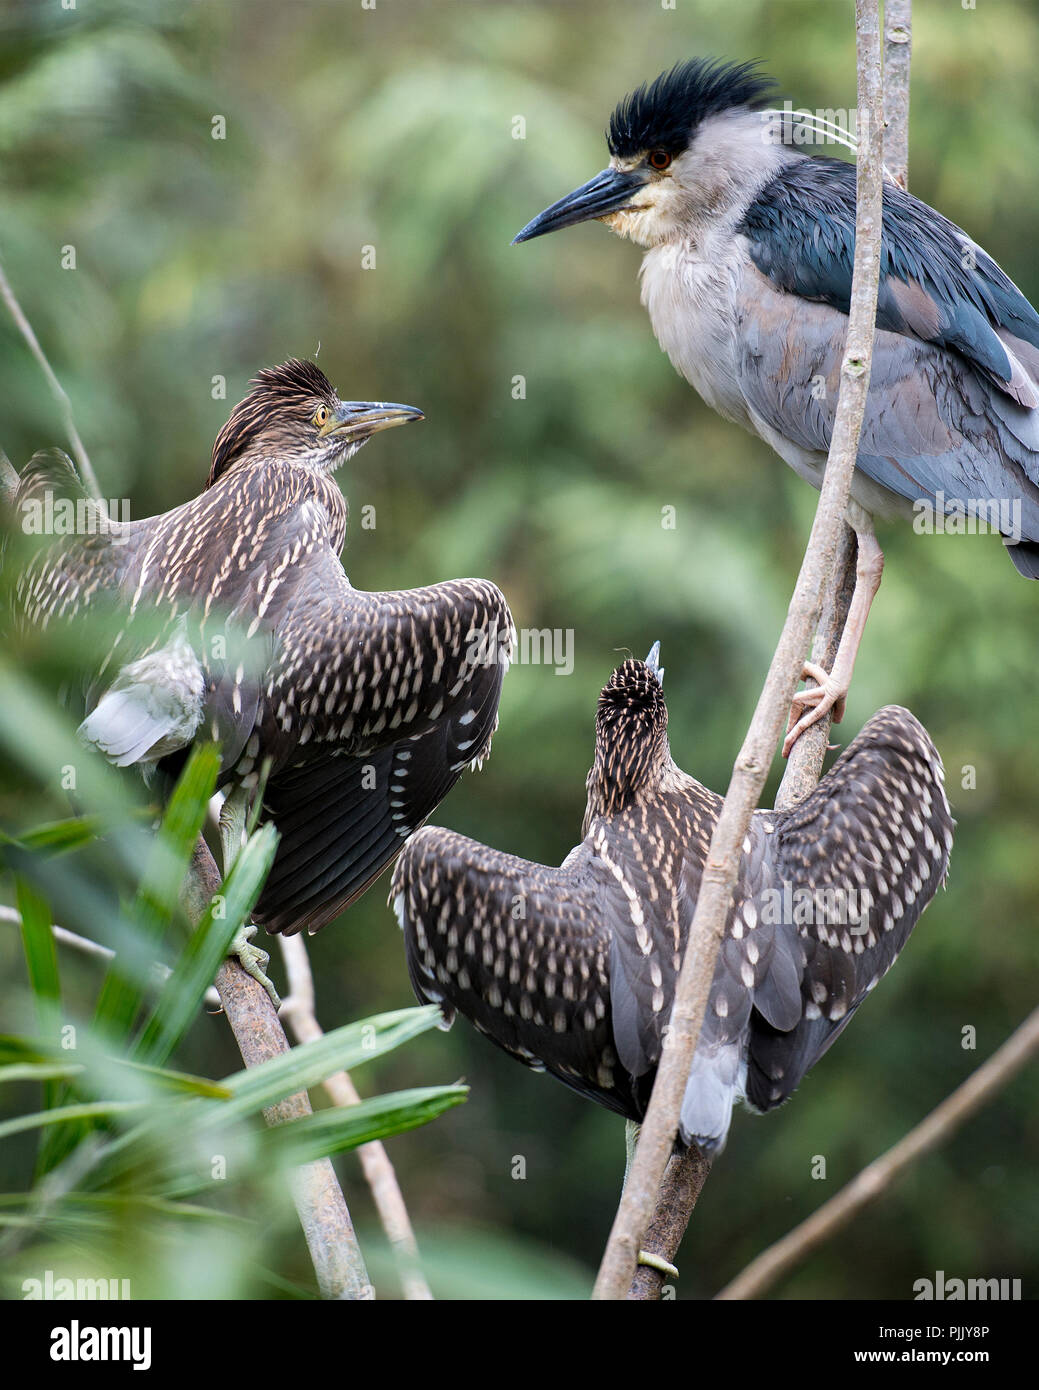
[
  {"x1": 745, "y1": 706, "x2": 953, "y2": 1112},
  {"x1": 736, "y1": 265, "x2": 1039, "y2": 543}
]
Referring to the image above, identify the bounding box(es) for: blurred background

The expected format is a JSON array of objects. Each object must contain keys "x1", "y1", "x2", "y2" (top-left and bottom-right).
[{"x1": 1, "y1": 0, "x2": 1037, "y2": 1299}]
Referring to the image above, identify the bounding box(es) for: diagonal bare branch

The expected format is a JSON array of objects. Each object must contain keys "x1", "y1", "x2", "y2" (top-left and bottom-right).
[
  {"x1": 0, "y1": 257, "x2": 101, "y2": 500},
  {"x1": 184, "y1": 840, "x2": 373, "y2": 1300},
  {"x1": 716, "y1": 1005, "x2": 1039, "y2": 1300},
  {"x1": 278, "y1": 933, "x2": 433, "y2": 1300},
  {"x1": 596, "y1": 0, "x2": 887, "y2": 1300}
]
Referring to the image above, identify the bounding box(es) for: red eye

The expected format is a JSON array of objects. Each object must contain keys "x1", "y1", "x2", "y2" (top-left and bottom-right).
[{"x1": 647, "y1": 149, "x2": 672, "y2": 171}]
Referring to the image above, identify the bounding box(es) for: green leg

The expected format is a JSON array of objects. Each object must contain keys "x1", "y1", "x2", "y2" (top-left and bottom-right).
[
  {"x1": 219, "y1": 787, "x2": 281, "y2": 1009},
  {"x1": 623, "y1": 1119, "x2": 640, "y2": 1190},
  {"x1": 624, "y1": 1120, "x2": 680, "y2": 1282}
]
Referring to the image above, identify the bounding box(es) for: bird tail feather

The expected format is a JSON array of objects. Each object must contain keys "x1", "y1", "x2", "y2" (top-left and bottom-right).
[
  {"x1": 678, "y1": 1042, "x2": 746, "y2": 1156},
  {"x1": 78, "y1": 624, "x2": 206, "y2": 770},
  {"x1": 79, "y1": 687, "x2": 185, "y2": 768}
]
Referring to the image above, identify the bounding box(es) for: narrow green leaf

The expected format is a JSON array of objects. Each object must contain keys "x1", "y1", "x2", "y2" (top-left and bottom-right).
[
  {"x1": 93, "y1": 745, "x2": 220, "y2": 1044},
  {"x1": 0, "y1": 1191, "x2": 245, "y2": 1226},
  {"x1": 133, "y1": 821, "x2": 278, "y2": 1067},
  {"x1": 215, "y1": 1006, "x2": 443, "y2": 1121},
  {"x1": 2, "y1": 815, "x2": 108, "y2": 856},
  {"x1": 0, "y1": 1063, "x2": 85, "y2": 1084},
  {"x1": 159, "y1": 1087, "x2": 468, "y2": 1201},
  {"x1": 16, "y1": 877, "x2": 61, "y2": 1029},
  {"x1": 0, "y1": 668, "x2": 142, "y2": 820},
  {"x1": 259, "y1": 1085, "x2": 468, "y2": 1165},
  {"x1": 81, "y1": 1194, "x2": 245, "y2": 1225},
  {"x1": 0, "y1": 1036, "x2": 49, "y2": 1065},
  {"x1": 91, "y1": 1007, "x2": 444, "y2": 1187},
  {"x1": 0, "y1": 1100, "x2": 146, "y2": 1142},
  {"x1": 15, "y1": 877, "x2": 74, "y2": 1174},
  {"x1": 108, "y1": 1059, "x2": 232, "y2": 1099},
  {"x1": 0, "y1": 1035, "x2": 229, "y2": 1100}
]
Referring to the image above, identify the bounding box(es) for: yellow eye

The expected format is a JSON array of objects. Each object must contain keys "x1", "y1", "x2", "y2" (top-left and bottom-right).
[
  {"x1": 647, "y1": 149, "x2": 672, "y2": 172},
  {"x1": 314, "y1": 404, "x2": 330, "y2": 428}
]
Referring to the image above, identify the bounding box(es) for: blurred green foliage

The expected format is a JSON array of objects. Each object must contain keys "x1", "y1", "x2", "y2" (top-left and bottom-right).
[{"x1": 1, "y1": 0, "x2": 1037, "y2": 1299}]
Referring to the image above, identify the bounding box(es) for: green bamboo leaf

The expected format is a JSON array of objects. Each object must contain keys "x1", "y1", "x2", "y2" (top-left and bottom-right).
[
  {"x1": 16, "y1": 877, "x2": 61, "y2": 1029},
  {"x1": 161, "y1": 1086, "x2": 469, "y2": 1200},
  {"x1": 134, "y1": 822, "x2": 278, "y2": 1067},
  {"x1": 0, "y1": 815, "x2": 109, "y2": 856},
  {"x1": 0, "y1": 1035, "x2": 227, "y2": 1097},
  {"x1": 0, "y1": 1192, "x2": 246, "y2": 1229},
  {"x1": 0, "y1": 668, "x2": 139, "y2": 820},
  {"x1": 137, "y1": 745, "x2": 223, "y2": 921},
  {"x1": 92, "y1": 744, "x2": 220, "y2": 1044},
  {"x1": 84, "y1": 1194, "x2": 246, "y2": 1225},
  {"x1": 258, "y1": 1085, "x2": 468, "y2": 1165},
  {"x1": 108, "y1": 1059, "x2": 232, "y2": 1100},
  {"x1": 0, "y1": 1063, "x2": 85, "y2": 1084},
  {"x1": 29, "y1": 753, "x2": 219, "y2": 1173},
  {"x1": 0, "y1": 1100, "x2": 146, "y2": 1142},
  {"x1": 93, "y1": 1007, "x2": 444, "y2": 1187},
  {"x1": 213, "y1": 1006, "x2": 443, "y2": 1122},
  {"x1": 14, "y1": 877, "x2": 74, "y2": 1174},
  {"x1": 0, "y1": 1036, "x2": 49, "y2": 1065}
]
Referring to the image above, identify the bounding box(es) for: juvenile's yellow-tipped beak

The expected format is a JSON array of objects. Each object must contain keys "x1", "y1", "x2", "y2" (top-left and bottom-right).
[{"x1": 324, "y1": 402, "x2": 425, "y2": 440}]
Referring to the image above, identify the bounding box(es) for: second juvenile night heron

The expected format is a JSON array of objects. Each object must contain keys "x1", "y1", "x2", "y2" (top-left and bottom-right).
[
  {"x1": 393, "y1": 645, "x2": 953, "y2": 1154},
  {"x1": 514, "y1": 58, "x2": 1039, "y2": 753},
  {"x1": 16, "y1": 360, "x2": 514, "y2": 992}
]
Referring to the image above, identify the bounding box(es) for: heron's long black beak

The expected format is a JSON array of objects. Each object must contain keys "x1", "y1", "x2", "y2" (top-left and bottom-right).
[
  {"x1": 512, "y1": 167, "x2": 649, "y2": 244},
  {"x1": 327, "y1": 402, "x2": 424, "y2": 440}
]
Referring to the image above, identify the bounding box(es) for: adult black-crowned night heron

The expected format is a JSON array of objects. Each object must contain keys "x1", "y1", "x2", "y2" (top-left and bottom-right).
[
  {"x1": 393, "y1": 645, "x2": 952, "y2": 1154},
  {"x1": 16, "y1": 360, "x2": 514, "y2": 996},
  {"x1": 514, "y1": 58, "x2": 1039, "y2": 753}
]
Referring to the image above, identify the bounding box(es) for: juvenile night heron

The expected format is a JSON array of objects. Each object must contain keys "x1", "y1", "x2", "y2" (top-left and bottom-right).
[
  {"x1": 16, "y1": 360, "x2": 514, "y2": 994},
  {"x1": 514, "y1": 59, "x2": 1039, "y2": 752},
  {"x1": 393, "y1": 645, "x2": 953, "y2": 1154}
]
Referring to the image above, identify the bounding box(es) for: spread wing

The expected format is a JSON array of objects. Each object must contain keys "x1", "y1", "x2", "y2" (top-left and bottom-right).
[
  {"x1": 393, "y1": 708, "x2": 953, "y2": 1154},
  {"x1": 13, "y1": 453, "x2": 281, "y2": 770},
  {"x1": 391, "y1": 785, "x2": 802, "y2": 1147},
  {"x1": 251, "y1": 556, "x2": 514, "y2": 935},
  {"x1": 13, "y1": 450, "x2": 150, "y2": 632},
  {"x1": 599, "y1": 787, "x2": 804, "y2": 1151},
  {"x1": 392, "y1": 829, "x2": 636, "y2": 1114},
  {"x1": 584, "y1": 708, "x2": 952, "y2": 1147},
  {"x1": 743, "y1": 705, "x2": 954, "y2": 1112}
]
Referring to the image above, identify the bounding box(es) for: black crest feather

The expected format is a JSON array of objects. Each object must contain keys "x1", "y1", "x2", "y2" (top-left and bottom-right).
[
  {"x1": 607, "y1": 58, "x2": 776, "y2": 158},
  {"x1": 598, "y1": 658, "x2": 666, "y2": 724},
  {"x1": 587, "y1": 659, "x2": 669, "y2": 819},
  {"x1": 207, "y1": 359, "x2": 337, "y2": 487}
]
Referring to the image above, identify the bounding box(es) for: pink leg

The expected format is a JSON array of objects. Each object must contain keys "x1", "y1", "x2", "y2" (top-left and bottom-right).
[{"x1": 783, "y1": 525, "x2": 885, "y2": 758}]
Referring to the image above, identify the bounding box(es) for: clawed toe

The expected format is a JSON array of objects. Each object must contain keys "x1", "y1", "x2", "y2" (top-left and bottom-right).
[
  {"x1": 229, "y1": 924, "x2": 281, "y2": 1009},
  {"x1": 783, "y1": 663, "x2": 848, "y2": 756}
]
